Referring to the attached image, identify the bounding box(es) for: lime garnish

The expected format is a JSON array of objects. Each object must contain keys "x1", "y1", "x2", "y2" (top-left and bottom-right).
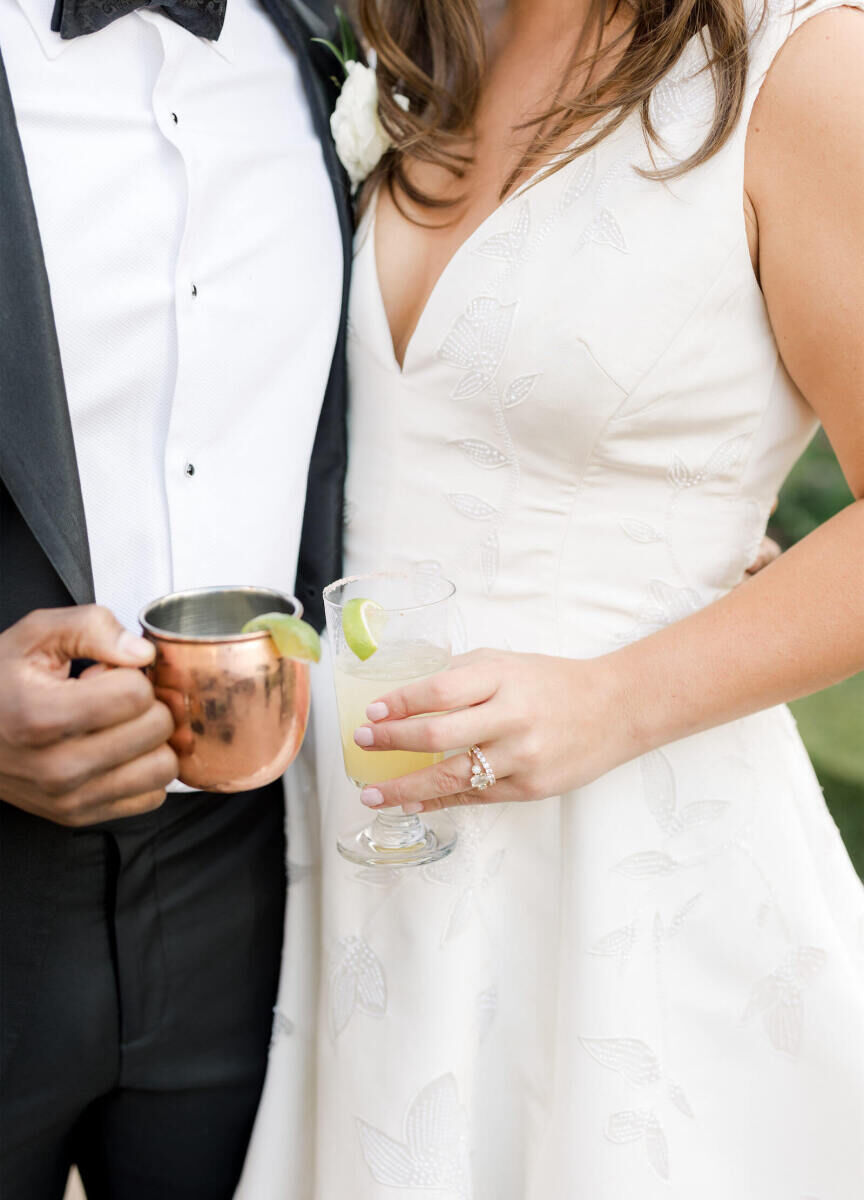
[
  {"x1": 341, "y1": 597, "x2": 387, "y2": 661},
  {"x1": 242, "y1": 613, "x2": 321, "y2": 663}
]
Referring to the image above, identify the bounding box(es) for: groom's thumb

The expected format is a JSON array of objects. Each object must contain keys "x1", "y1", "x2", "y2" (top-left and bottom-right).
[{"x1": 12, "y1": 605, "x2": 155, "y2": 669}]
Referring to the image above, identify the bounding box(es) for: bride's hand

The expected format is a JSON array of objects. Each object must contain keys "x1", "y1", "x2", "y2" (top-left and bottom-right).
[{"x1": 353, "y1": 649, "x2": 634, "y2": 813}]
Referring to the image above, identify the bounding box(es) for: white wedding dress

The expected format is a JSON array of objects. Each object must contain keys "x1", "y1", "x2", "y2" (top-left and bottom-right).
[{"x1": 238, "y1": 1, "x2": 864, "y2": 1195}]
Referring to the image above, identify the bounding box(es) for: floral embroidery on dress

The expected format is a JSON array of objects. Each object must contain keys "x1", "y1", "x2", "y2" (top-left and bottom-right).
[
  {"x1": 583, "y1": 1037, "x2": 697, "y2": 1181},
  {"x1": 502, "y1": 373, "x2": 541, "y2": 408},
  {"x1": 330, "y1": 934, "x2": 387, "y2": 1037},
  {"x1": 590, "y1": 921, "x2": 639, "y2": 961},
  {"x1": 424, "y1": 807, "x2": 505, "y2": 943},
  {"x1": 668, "y1": 435, "x2": 751, "y2": 490},
  {"x1": 447, "y1": 493, "x2": 500, "y2": 521},
  {"x1": 619, "y1": 578, "x2": 703, "y2": 644},
  {"x1": 437, "y1": 297, "x2": 518, "y2": 400},
  {"x1": 606, "y1": 1109, "x2": 671, "y2": 1180},
  {"x1": 356, "y1": 1074, "x2": 472, "y2": 1197},
  {"x1": 450, "y1": 438, "x2": 511, "y2": 470},
  {"x1": 743, "y1": 946, "x2": 828, "y2": 1056},
  {"x1": 474, "y1": 199, "x2": 531, "y2": 264},
  {"x1": 641, "y1": 749, "x2": 729, "y2": 835},
  {"x1": 614, "y1": 849, "x2": 682, "y2": 877}
]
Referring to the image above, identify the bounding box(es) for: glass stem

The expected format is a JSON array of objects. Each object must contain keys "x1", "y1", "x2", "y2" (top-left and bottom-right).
[{"x1": 369, "y1": 811, "x2": 426, "y2": 850}]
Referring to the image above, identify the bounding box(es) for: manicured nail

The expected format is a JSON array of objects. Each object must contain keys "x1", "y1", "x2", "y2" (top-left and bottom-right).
[
  {"x1": 354, "y1": 727, "x2": 374, "y2": 748},
  {"x1": 402, "y1": 802, "x2": 424, "y2": 815},
  {"x1": 366, "y1": 702, "x2": 389, "y2": 722},
  {"x1": 361, "y1": 788, "x2": 384, "y2": 808}
]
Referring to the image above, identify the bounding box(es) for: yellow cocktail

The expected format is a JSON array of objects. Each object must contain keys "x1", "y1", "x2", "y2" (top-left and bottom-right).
[
  {"x1": 323, "y1": 570, "x2": 458, "y2": 868},
  {"x1": 334, "y1": 640, "x2": 448, "y2": 785}
]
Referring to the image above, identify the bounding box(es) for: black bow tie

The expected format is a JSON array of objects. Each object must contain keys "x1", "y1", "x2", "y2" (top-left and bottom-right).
[{"x1": 51, "y1": 0, "x2": 227, "y2": 40}]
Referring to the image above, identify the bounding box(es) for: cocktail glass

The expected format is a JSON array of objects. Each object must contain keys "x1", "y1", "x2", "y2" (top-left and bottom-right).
[{"x1": 324, "y1": 571, "x2": 458, "y2": 868}]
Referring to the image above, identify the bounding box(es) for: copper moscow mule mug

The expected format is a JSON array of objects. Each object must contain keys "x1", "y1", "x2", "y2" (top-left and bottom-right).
[{"x1": 140, "y1": 586, "x2": 311, "y2": 793}]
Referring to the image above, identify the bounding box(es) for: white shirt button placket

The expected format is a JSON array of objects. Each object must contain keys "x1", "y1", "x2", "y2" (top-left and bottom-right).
[{"x1": 152, "y1": 19, "x2": 201, "y2": 593}]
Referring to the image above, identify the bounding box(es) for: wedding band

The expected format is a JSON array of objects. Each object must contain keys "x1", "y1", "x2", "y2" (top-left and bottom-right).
[{"x1": 468, "y1": 744, "x2": 496, "y2": 791}]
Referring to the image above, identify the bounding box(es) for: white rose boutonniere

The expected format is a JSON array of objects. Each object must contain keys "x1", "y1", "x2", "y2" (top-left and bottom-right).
[{"x1": 314, "y1": 9, "x2": 409, "y2": 194}]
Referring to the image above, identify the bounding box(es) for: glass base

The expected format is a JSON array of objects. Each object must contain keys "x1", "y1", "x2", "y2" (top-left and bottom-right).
[{"x1": 337, "y1": 811, "x2": 457, "y2": 868}]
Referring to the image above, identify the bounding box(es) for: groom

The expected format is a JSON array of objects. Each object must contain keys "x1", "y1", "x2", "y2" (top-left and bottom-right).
[{"x1": 0, "y1": 0, "x2": 349, "y2": 1196}]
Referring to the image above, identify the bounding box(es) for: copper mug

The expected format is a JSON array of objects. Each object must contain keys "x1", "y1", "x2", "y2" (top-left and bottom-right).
[{"x1": 140, "y1": 586, "x2": 311, "y2": 793}]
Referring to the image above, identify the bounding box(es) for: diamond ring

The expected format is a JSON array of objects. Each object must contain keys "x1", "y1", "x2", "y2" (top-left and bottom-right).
[{"x1": 468, "y1": 744, "x2": 496, "y2": 791}]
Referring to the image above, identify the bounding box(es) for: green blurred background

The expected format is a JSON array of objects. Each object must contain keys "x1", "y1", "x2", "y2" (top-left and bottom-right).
[{"x1": 774, "y1": 431, "x2": 863, "y2": 879}]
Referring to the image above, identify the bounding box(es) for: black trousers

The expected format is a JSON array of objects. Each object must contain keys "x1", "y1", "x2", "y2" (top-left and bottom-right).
[{"x1": 0, "y1": 784, "x2": 286, "y2": 1200}]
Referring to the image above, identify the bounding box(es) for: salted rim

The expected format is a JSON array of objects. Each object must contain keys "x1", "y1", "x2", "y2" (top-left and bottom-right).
[{"x1": 322, "y1": 571, "x2": 456, "y2": 615}]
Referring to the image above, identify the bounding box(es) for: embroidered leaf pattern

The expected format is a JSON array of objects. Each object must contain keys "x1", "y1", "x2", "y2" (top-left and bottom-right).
[
  {"x1": 668, "y1": 894, "x2": 703, "y2": 938},
  {"x1": 606, "y1": 1110, "x2": 648, "y2": 1143},
  {"x1": 590, "y1": 923, "x2": 638, "y2": 959},
  {"x1": 330, "y1": 936, "x2": 387, "y2": 1037},
  {"x1": 424, "y1": 807, "x2": 502, "y2": 942},
  {"x1": 653, "y1": 912, "x2": 666, "y2": 950},
  {"x1": 743, "y1": 946, "x2": 827, "y2": 1056},
  {"x1": 357, "y1": 1075, "x2": 470, "y2": 1195},
  {"x1": 356, "y1": 1124, "x2": 417, "y2": 1187},
  {"x1": 668, "y1": 1081, "x2": 695, "y2": 1118},
  {"x1": 668, "y1": 454, "x2": 697, "y2": 489},
  {"x1": 580, "y1": 1037, "x2": 662, "y2": 1085},
  {"x1": 580, "y1": 208, "x2": 627, "y2": 252},
  {"x1": 645, "y1": 1114, "x2": 670, "y2": 1180},
  {"x1": 452, "y1": 438, "x2": 510, "y2": 469},
  {"x1": 649, "y1": 580, "x2": 702, "y2": 623},
  {"x1": 641, "y1": 750, "x2": 678, "y2": 832},
  {"x1": 448, "y1": 493, "x2": 499, "y2": 521},
  {"x1": 621, "y1": 518, "x2": 665, "y2": 544},
  {"x1": 438, "y1": 297, "x2": 517, "y2": 399},
  {"x1": 671, "y1": 800, "x2": 729, "y2": 833},
  {"x1": 562, "y1": 153, "x2": 596, "y2": 208},
  {"x1": 614, "y1": 851, "x2": 680, "y2": 878},
  {"x1": 503, "y1": 373, "x2": 540, "y2": 408},
  {"x1": 475, "y1": 200, "x2": 530, "y2": 262},
  {"x1": 621, "y1": 580, "x2": 703, "y2": 644},
  {"x1": 481, "y1": 531, "x2": 500, "y2": 594},
  {"x1": 702, "y1": 434, "x2": 750, "y2": 479}
]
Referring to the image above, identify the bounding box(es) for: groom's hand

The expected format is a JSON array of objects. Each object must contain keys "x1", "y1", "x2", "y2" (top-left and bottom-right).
[{"x1": 0, "y1": 606, "x2": 179, "y2": 826}]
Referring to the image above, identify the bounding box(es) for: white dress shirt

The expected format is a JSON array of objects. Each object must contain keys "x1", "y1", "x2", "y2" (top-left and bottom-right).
[{"x1": 0, "y1": 0, "x2": 343, "y2": 636}]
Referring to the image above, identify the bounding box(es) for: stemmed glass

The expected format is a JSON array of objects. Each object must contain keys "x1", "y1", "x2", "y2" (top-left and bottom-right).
[{"x1": 323, "y1": 570, "x2": 458, "y2": 868}]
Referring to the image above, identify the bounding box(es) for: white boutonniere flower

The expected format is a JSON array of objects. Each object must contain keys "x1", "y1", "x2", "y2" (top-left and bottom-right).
[{"x1": 314, "y1": 10, "x2": 409, "y2": 194}]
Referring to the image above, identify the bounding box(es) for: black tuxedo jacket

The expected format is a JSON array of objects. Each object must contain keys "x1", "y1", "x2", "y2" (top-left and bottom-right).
[{"x1": 0, "y1": 0, "x2": 352, "y2": 1074}]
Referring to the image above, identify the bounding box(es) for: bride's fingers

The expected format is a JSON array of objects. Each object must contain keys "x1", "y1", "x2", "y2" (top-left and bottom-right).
[
  {"x1": 419, "y1": 781, "x2": 519, "y2": 812},
  {"x1": 365, "y1": 660, "x2": 498, "y2": 723},
  {"x1": 360, "y1": 747, "x2": 509, "y2": 811},
  {"x1": 354, "y1": 709, "x2": 494, "y2": 754}
]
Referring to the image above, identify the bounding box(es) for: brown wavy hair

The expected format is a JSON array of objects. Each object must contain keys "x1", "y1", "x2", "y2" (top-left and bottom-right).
[{"x1": 356, "y1": 0, "x2": 764, "y2": 213}]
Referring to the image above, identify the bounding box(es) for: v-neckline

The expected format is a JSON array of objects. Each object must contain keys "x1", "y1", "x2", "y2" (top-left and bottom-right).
[{"x1": 369, "y1": 181, "x2": 527, "y2": 376}]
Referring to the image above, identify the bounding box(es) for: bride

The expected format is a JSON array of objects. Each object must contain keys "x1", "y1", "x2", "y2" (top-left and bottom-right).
[{"x1": 241, "y1": 0, "x2": 864, "y2": 1195}]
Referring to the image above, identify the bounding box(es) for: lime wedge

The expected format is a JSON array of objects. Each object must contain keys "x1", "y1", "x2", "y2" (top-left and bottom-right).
[
  {"x1": 242, "y1": 613, "x2": 321, "y2": 663},
  {"x1": 342, "y1": 597, "x2": 387, "y2": 661}
]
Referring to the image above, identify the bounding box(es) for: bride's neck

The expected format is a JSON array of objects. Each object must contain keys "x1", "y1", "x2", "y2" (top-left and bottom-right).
[{"x1": 485, "y1": 0, "x2": 600, "y2": 60}]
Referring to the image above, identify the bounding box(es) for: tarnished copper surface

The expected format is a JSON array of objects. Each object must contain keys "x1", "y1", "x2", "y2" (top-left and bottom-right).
[{"x1": 141, "y1": 587, "x2": 310, "y2": 793}]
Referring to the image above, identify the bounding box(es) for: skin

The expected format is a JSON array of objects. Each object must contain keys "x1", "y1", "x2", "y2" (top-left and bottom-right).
[
  {"x1": 0, "y1": 606, "x2": 178, "y2": 826},
  {"x1": 358, "y1": 2, "x2": 864, "y2": 815}
]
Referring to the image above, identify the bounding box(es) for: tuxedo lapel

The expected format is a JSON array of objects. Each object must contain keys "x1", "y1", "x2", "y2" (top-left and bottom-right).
[
  {"x1": 0, "y1": 47, "x2": 94, "y2": 607},
  {"x1": 262, "y1": 0, "x2": 353, "y2": 268},
  {"x1": 260, "y1": 0, "x2": 353, "y2": 632}
]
